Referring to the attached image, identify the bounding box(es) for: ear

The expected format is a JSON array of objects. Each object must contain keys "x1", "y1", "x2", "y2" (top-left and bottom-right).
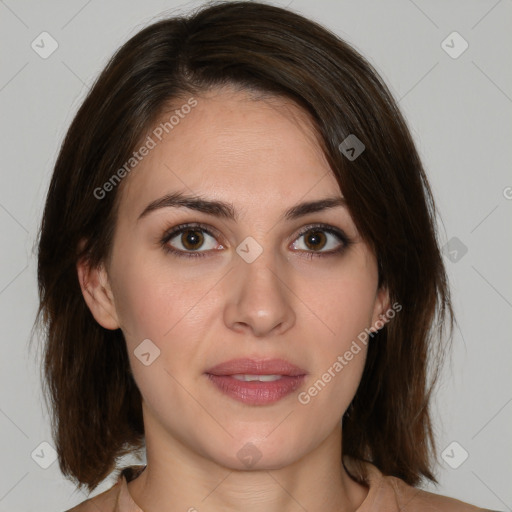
[
  {"x1": 369, "y1": 285, "x2": 391, "y2": 333},
  {"x1": 76, "y1": 257, "x2": 120, "y2": 330}
]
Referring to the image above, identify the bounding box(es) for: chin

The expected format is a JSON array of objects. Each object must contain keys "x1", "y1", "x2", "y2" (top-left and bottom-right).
[{"x1": 204, "y1": 430, "x2": 303, "y2": 471}]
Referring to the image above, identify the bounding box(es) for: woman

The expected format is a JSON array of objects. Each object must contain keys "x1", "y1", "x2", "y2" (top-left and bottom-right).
[{"x1": 35, "y1": 1, "x2": 497, "y2": 511}]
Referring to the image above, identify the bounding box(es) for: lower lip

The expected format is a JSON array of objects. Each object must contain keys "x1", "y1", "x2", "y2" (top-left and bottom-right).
[{"x1": 206, "y1": 374, "x2": 306, "y2": 405}]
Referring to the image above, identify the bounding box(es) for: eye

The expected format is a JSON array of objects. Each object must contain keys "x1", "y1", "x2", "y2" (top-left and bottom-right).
[
  {"x1": 160, "y1": 222, "x2": 351, "y2": 259},
  {"x1": 290, "y1": 224, "x2": 350, "y2": 258},
  {"x1": 160, "y1": 223, "x2": 223, "y2": 258}
]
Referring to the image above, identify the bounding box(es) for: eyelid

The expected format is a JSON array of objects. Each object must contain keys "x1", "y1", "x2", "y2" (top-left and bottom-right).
[{"x1": 162, "y1": 222, "x2": 222, "y2": 242}]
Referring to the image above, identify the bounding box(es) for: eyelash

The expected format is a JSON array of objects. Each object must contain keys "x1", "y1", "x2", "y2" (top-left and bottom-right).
[{"x1": 159, "y1": 222, "x2": 352, "y2": 260}]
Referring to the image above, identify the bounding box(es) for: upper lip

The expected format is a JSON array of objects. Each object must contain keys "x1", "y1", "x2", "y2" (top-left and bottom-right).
[{"x1": 206, "y1": 358, "x2": 307, "y2": 376}]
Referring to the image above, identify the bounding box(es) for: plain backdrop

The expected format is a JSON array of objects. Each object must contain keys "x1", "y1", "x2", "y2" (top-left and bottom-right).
[{"x1": 0, "y1": 0, "x2": 511, "y2": 510}]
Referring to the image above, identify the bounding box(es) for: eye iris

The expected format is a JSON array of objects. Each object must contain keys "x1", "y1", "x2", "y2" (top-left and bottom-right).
[
  {"x1": 182, "y1": 229, "x2": 204, "y2": 250},
  {"x1": 304, "y1": 230, "x2": 326, "y2": 250}
]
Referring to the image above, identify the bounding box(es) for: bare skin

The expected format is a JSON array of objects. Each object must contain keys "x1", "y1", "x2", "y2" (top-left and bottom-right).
[{"x1": 78, "y1": 86, "x2": 389, "y2": 512}]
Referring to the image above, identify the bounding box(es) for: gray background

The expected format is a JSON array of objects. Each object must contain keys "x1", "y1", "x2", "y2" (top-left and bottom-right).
[{"x1": 0, "y1": 0, "x2": 511, "y2": 510}]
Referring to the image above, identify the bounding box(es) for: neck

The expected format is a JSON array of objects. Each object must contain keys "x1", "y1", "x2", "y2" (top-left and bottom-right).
[{"x1": 127, "y1": 419, "x2": 368, "y2": 512}]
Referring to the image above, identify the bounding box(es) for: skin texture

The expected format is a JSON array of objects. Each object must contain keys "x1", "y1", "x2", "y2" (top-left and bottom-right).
[{"x1": 77, "y1": 87, "x2": 390, "y2": 512}]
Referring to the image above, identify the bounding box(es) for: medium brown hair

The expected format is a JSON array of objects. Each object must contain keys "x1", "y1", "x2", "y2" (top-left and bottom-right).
[{"x1": 34, "y1": 0, "x2": 454, "y2": 492}]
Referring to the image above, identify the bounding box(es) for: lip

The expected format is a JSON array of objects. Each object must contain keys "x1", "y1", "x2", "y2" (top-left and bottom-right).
[
  {"x1": 206, "y1": 358, "x2": 307, "y2": 377},
  {"x1": 205, "y1": 358, "x2": 307, "y2": 406}
]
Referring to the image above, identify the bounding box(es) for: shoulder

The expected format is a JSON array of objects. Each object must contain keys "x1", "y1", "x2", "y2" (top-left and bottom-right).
[
  {"x1": 63, "y1": 465, "x2": 145, "y2": 512},
  {"x1": 64, "y1": 481, "x2": 121, "y2": 512},
  {"x1": 386, "y1": 474, "x2": 498, "y2": 511},
  {"x1": 343, "y1": 455, "x2": 498, "y2": 512}
]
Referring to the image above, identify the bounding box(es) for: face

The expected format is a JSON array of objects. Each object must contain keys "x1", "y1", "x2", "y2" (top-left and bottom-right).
[{"x1": 80, "y1": 87, "x2": 389, "y2": 471}]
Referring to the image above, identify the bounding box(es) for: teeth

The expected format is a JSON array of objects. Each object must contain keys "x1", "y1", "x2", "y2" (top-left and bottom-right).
[{"x1": 231, "y1": 374, "x2": 283, "y2": 382}]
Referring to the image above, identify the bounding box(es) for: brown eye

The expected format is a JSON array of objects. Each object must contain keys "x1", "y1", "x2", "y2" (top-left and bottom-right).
[
  {"x1": 180, "y1": 229, "x2": 205, "y2": 250},
  {"x1": 162, "y1": 224, "x2": 220, "y2": 257},
  {"x1": 303, "y1": 230, "x2": 327, "y2": 251},
  {"x1": 291, "y1": 225, "x2": 346, "y2": 255}
]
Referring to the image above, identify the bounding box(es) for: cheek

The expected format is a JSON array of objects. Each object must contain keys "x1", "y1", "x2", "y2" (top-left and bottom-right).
[
  {"x1": 113, "y1": 261, "x2": 207, "y2": 407},
  {"x1": 110, "y1": 249, "x2": 206, "y2": 344},
  {"x1": 303, "y1": 264, "x2": 378, "y2": 350},
  {"x1": 296, "y1": 260, "x2": 377, "y2": 408},
  {"x1": 296, "y1": 287, "x2": 371, "y2": 427},
  {"x1": 109, "y1": 250, "x2": 223, "y2": 396}
]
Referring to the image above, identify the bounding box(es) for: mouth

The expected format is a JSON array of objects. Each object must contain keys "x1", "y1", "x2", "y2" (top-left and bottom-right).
[{"x1": 205, "y1": 358, "x2": 307, "y2": 405}]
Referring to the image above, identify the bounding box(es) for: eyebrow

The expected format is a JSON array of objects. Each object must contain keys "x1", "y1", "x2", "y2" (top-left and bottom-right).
[{"x1": 137, "y1": 191, "x2": 347, "y2": 223}]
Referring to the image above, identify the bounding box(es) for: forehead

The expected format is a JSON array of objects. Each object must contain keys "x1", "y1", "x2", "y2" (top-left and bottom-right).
[{"x1": 117, "y1": 88, "x2": 342, "y2": 221}]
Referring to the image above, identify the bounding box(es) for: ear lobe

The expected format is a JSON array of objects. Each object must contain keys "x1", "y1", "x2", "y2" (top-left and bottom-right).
[
  {"x1": 370, "y1": 285, "x2": 391, "y2": 332},
  {"x1": 76, "y1": 258, "x2": 120, "y2": 330}
]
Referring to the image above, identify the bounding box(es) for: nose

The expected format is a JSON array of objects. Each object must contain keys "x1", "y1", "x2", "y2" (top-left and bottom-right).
[{"x1": 223, "y1": 248, "x2": 296, "y2": 338}]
